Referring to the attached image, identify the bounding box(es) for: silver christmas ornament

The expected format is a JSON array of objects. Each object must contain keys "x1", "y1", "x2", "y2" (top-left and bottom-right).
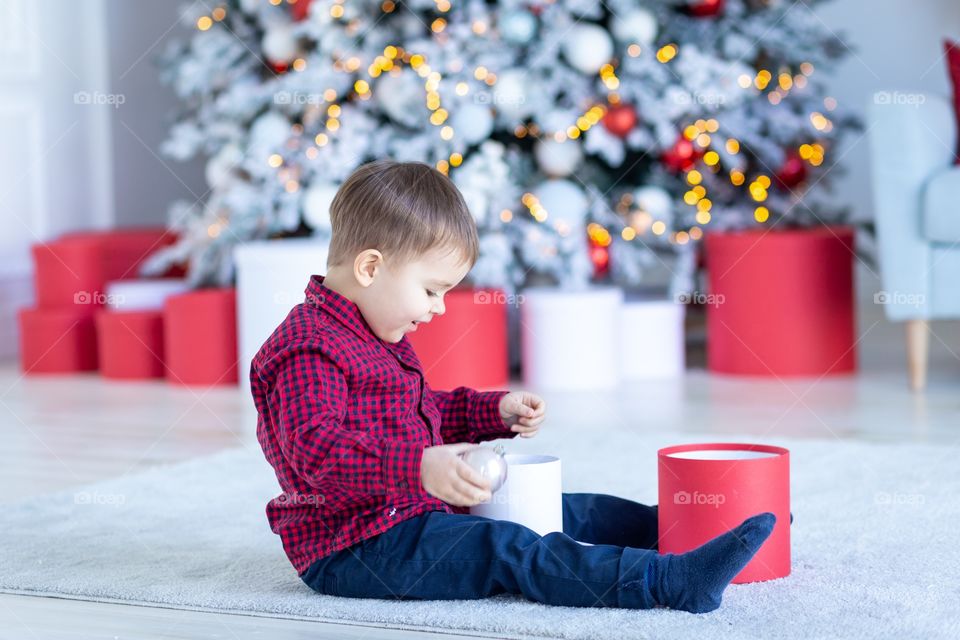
[{"x1": 460, "y1": 444, "x2": 508, "y2": 493}]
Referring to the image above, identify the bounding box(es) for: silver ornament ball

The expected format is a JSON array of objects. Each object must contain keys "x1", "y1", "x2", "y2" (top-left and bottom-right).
[{"x1": 460, "y1": 445, "x2": 508, "y2": 493}]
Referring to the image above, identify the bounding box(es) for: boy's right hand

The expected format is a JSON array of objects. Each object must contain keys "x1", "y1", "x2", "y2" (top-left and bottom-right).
[{"x1": 420, "y1": 443, "x2": 493, "y2": 507}]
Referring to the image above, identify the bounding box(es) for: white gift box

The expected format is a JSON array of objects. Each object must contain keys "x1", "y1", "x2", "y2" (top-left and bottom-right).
[
  {"x1": 470, "y1": 454, "x2": 563, "y2": 536},
  {"x1": 620, "y1": 298, "x2": 686, "y2": 379},
  {"x1": 103, "y1": 278, "x2": 189, "y2": 312},
  {"x1": 234, "y1": 238, "x2": 329, "y2": 391},
  {"x1": 520, "y1": 286, "x2": 623, "y2": 391}
]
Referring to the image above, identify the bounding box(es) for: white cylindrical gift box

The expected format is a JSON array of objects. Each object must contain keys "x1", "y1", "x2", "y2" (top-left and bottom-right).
[
  {"x1": 470, "y1": 454, "x2": 563, "y2": 536},
  {"x1": 104, "y1": 279, "x2": 190, "y2": 311},
  {"x1": 620, "y1": 298, "x2": 686, "y2": 379},
  {"x1": 521, "y1": 286, "x2": 623, "y2": 391},
  {"x1": 234, "y1": 238, "x2": 329, "y2": 392}
]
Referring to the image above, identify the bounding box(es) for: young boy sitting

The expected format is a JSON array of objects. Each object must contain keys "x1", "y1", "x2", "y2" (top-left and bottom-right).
[{"x1": 251, "y1": 159, "x2": 775, "y2": 614}]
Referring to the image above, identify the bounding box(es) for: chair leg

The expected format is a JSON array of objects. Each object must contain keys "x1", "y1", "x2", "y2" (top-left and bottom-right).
[{"x1": 905, "y1": 319, "x2": 929, "y2": 391}]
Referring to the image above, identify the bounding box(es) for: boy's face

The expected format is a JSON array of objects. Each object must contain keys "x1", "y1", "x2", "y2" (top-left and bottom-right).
[{"x1": 359, "y1": 246, "x2": 471, "y2": 344}]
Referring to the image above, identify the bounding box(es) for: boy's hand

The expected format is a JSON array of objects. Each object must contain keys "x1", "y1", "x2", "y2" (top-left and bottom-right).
[
  {"x1": 499, "y1": 391, "x2": 546, "y2": 438},
  {"x1": 420, "y1": 443, "x2": 492, "y2": 507}
]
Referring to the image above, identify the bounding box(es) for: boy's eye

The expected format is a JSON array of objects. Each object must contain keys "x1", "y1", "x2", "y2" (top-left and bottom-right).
[{"x1": 426, "y1": 289, "x2": 438, "y2": 297}]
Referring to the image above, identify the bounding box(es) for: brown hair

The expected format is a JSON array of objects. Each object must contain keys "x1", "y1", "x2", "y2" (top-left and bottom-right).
[{"x1": 326, "y1": 159, "x2": 479, "y2": 269}]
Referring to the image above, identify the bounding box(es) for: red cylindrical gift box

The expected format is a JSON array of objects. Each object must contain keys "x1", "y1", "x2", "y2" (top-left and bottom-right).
[
  {"x1": 32, "y1": 228, "x2": 178, "y2": 309},
  {"x1": 406, "y1": 288, "x2": 509, "y2": 390},
  {"x1": 705, "y1": 227, "x2": 856, "y2": 376},
  {"x1": 95, "y1": 310, "x2": 165, "y2": 380},
  {"x1": 17, "y1": 307, "x2": 98, "y2": 373},
  {"x1": 658, "y1": 443, "x2": 790, "y2": 583},
  {"x1": 163, "y1": 288, "x2": 238, "y2": 386}
]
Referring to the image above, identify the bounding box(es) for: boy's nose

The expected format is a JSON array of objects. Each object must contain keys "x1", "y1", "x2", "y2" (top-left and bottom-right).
[{"x1": 432, "y1": 298, "x2": 445, "y2": 316}]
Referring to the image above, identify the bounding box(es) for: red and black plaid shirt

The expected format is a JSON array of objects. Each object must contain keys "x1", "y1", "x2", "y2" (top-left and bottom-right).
[{"x1": 251, "y1": 275, "x2": 513, "y2": 575}]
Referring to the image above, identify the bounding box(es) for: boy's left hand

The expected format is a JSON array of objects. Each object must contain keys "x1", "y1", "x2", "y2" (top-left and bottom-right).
[{"x1": 499, "y1": 391, "x2": 546, "y2": 438}]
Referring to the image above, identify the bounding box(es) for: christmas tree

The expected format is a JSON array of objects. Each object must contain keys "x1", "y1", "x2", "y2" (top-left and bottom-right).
[{"x1": 146, "y1": 0, "x2": 859, "y2": 294}]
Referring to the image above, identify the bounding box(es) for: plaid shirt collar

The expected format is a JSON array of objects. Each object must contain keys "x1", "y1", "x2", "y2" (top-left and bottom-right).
[
  {"x1": 305, "y1": 275, "x2": 415, "y2": 362},
  {"x1": 304, "y1": 275, "x2": 378, "y2": 344}
]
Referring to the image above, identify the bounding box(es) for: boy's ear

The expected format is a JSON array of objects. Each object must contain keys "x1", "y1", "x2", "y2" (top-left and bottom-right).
[{"x1": 353, "y1": 249, "x2": 384, "y2": 287}]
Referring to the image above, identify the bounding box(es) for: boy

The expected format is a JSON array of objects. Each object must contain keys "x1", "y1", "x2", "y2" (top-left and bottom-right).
[{"x1": 251, "y1": 160, "x2": 775, "y2": 614}]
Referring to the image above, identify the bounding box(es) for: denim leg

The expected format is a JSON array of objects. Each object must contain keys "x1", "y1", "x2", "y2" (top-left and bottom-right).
[
  {"x1": 301, "y1": 510, "x2": 660, "y2": 609},
  {"x1": 562, "y1": 493, "x2": 659, "y2": 550}
]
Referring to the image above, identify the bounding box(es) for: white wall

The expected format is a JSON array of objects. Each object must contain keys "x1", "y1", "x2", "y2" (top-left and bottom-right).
[
  {"x1": 0, "y1": 0, "x2": 204, "y2": 362},
  {"x1": 813, "y1": 0, "x2": 960, "y2": 304},
  {"x1": 104, "y1": 0, "x2": 206, "y2": 227},
  {"x1": 2, "y1": 0, "x2": 959, "y2": 362},
  {"x1": 815, "y1": 0, "x2": 960, "y2": 225},
  {"x1": 0, "y1": 0, "x2": 115, "y2": 359}
]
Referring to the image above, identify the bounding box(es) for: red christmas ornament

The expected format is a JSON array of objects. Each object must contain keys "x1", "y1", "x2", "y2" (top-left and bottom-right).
[
  {"x1": 687, "y1": 0, "x2": 725, "y2": 17},
  {"x1": 776, "y1": 151, "x2": 808, "y2": 189},
  {"x1": 291, "y1": 0, "x2": 313, "y2": 21},
  {"x1": 587, "y1": 234, "x2": 611, "y2": 279},
  {"x1": 590, "y1": 244, "x2": 610, "y2": 279},
  {"x1": 661, "y1": 135, "x2": 705, "y2": 173},
  {"x1": 602, "y1": 104, "x2": 639, "y2": 139},
  {"x1": 270, "y1": 61, "x2": 289, "y2": 74}
]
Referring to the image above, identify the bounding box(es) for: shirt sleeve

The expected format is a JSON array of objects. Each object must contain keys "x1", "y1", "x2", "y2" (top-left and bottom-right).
[
  {"x1": 268, "y1": 342, "x2": 425, "y2": 502},
  {"x1": 428, "y1": 386, "x2": 515, "y2": 444}
]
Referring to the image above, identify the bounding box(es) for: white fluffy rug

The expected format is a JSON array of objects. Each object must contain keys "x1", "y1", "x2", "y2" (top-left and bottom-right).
[{"x1": 1, "y1": 431, "x2": 958, "y2": 639}]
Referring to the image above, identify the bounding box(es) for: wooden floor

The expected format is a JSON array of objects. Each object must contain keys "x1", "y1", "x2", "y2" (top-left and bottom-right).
[
  {"x1": 0, "y1": 593, "x2": 486, "y2": 639},
  {"x1": 1, "y1": 305, "x2": 959, "y2": 639}
]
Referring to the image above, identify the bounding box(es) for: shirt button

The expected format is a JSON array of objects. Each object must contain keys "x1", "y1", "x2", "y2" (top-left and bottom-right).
[{"x1": 399, "y1": 480, "x2": 408, "y2": 489}]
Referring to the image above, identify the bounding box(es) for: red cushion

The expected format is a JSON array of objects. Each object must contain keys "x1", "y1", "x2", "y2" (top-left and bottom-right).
[{"x1": 945, "y1": 39, "x2": 960, "y2": 164}]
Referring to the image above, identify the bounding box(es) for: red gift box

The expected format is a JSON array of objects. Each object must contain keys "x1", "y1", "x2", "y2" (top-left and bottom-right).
[
  {"x1": 163, "y1": 288, "x2": 238, "y2": 386},
  {"x1": 406, "y1": 288, "x2": 509, "y2": 390},
  {"x1": 32, "y1": 227, "x2": 178, "y2": 309},
  {"x1": 658, "y1": 443, "x2": 791, "y2": 583},
  {"x1": 95, "y1": 309, "x2": 165, "y2": 380},
  {"x1": 705, "y1": 227, "x2": 856, "y2": 376},
  {"x1": 17, "y1": 307, "x2": 98, "y2": 373}
]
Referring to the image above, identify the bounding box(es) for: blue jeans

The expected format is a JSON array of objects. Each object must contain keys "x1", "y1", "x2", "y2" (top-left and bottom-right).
[{"x1": 300, "y1": 493, "x2": 662, "y2": 609}]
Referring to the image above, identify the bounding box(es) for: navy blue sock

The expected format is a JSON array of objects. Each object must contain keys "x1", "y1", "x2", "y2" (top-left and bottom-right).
[{"x1": 648, "y1": 512, "x2": 776, "y2": 613}]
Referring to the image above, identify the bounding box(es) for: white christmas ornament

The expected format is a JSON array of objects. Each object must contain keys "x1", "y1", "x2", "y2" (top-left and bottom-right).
[
  {"x1": 262, "y1": 23, "x2": 298, "y2": 64},
  {"x1": 376, "y1": 72, "x2": 423, "y2": 127},
  {"x1": 562, "y1": 24, "x2": 613, "y2": 74},
  {"x1": 302, "y1": 182, "x2": 338, "y2": 232},
  {"x1": 205, "y1": 143, "x2": 243, "y2": 190},
  {"x1": 499, "y1": 10, "x2": 537, "y2": 45},
  {"x1": 534, "y1": 180, "x2": 589, "y2": 234},
  {"x1": 249, "y1": 111, "x2": 291, "y2": 151},
  {"x1": 535, "y1": 138, "x2": 583, "y2": 177},
  {"x1": 492, "y1": 69, "x2": 533, "y2": 121},
  {"x1": 633, "y1": 186, "x2": 673, "y2": 220},
  {"x1": 452, "y1": 103, "x2": 494, "y2": 145},
  {"x1": 611, "y1": 9, "x2": 658, "y2": 45}
]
